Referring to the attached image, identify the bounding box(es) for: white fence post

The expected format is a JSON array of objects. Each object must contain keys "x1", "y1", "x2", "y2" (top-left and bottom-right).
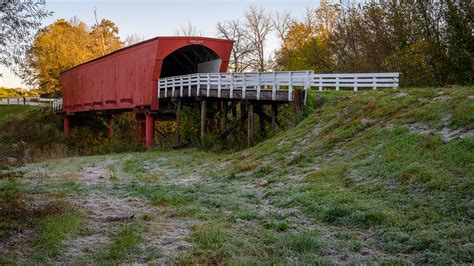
[
  {"x1": 188, "y1": 76, "x2": 192, "y2": 96},
  {"x1": 206, "y1": 73, "x2": 211, "y2": 97},
  {"x1": 288, "y1": 72, "x2": 293, "y2": 101},
  {"x1": 257, "y1": 73, "x2": 261, "y2": 100},
  {"x1": 197, "y1": 75, "x2": 201, "y2": 96},
  {"x1": 272, "y1": 72, "x2": 276, "y2": 101},
  {"x1": 230, "y1": 73, "x2": 234, "y2": 99},
  {"x1": 353, "y1": 75, "x2": 358, "y2": 92},
  {"x1": 242, "y1": 73, "x2": 247, "y2": 99},
  {"x1": 172, "y1": 77, "x2": 177, "y2": 97},
  {"x1": 218, "y1": 74, "x2": 222, "y2": 98}
]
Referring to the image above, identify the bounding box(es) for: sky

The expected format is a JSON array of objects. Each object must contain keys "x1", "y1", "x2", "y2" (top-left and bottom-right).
[{"x1": 1, "y1": 0, "x2": 318, "y2": 88}]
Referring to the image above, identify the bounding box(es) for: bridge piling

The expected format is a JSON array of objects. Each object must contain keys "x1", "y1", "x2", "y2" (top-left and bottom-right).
[
  {"x1": 64, "y1": 115, "x2": 71, "y2": 136},
  {"x1": 271, "y1": 103, "x2": 278, "y2": 130},
  {"x1": 145, "y1": 112, "x2": 155, "y2": 149},
  {"x1": 247, "y1": 103, "x2": 254, "y2": 147},
  {"x1": 258, "y1": 105, "x2": 266, "y2": 138},
  {"x1": 107, "y1": 115, "x2": 113, "y2": 139},
  {"x1": 175, "y1": 100, "x2": 181, "y2": 146},
  {"x1": 201, "y1": 100, "x2": 207, "y2": 143},
  {"x1": 240, "y1": 102, "x2": 247, "y2": 133},
  {"x1": 221, "y1": 100, "x2": 228, "y2": 132}
]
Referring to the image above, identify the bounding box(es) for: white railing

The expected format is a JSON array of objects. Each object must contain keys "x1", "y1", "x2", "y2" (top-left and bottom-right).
[
  {"x1": 158, "y1": 71, "x2": 399, "y2": 103},
  {"x1": 52, "y1": 98, "x2": 63, "y2": 111},
  {"x1": 158, "y1": 71, "x2": 314, "y2": 101},
  {"x1": 311, "y1": 73, "x2": 399, "y2": 91}
]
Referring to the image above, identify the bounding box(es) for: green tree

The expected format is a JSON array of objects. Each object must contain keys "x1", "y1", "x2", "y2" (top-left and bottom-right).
[{"x1": 0, "y1": 0, "x2": 51, "y2": 74}]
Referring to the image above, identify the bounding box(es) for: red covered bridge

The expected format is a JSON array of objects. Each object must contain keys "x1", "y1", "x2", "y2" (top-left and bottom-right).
[
  {"x1": 60, "y1": 36, "x2": 233, "y2": 147},
  {"x1": 57, "y1": 36, "x2": 399, "y2": 148}
]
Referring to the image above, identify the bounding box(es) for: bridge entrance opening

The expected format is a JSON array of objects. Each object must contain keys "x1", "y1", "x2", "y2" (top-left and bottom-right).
[{"x1": 160, "y1": 45, "x2": 221, "y2": 78}]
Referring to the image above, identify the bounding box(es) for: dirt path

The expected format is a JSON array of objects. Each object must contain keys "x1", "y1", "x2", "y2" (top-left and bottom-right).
[{"x1": 51, "y1": 159, "x2": 194, "y2": 264}]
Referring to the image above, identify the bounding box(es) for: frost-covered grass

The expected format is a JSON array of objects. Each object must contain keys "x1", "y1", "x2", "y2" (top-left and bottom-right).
[{"x1": 1, "y1": 86, "x2": 472, "y2": 264}]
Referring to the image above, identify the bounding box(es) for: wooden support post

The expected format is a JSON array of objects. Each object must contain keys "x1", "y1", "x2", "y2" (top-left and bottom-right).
[
  {"x1": 232, "y1": 103, "x2": 237, "y2": 120},
  {"x1": 145, "y1": 112, "x2": 155, "y2": 149},
  {"x1": 240, "y1": 101, "x2": 247, "y2": 132},
  {"x1": 175, "y1": 100, "x2": 181, "y2": 146},
  {"x1": 258, "y1": 105, "x2": 266, "y2": 138},
  {"x1": 107, "y1": 115, "x2": 113, "y2": 139},
  {"x1": 141, "y1": 121, "x2": 146, "y2": 139},
  {"x1": 221, "y1": 100, "x2": 228, "y2": 132},
  {"x1": 64, "y1": 115, "x2": 71, "y2": 136},
  {"x1": 201, "y1": 100, "x2": 207, "y2": 142},
  {"x1": 294, "y1": 89, "x2": 304, "y2": 112},
  {"x1": 248, "y1": 103, "x2": 254, "y2": 147},
  {"x1": 271, "y1": 103, "x2": 278, "y2": 130},
  {"x1": 135, "y1": 113, "x2": 145, "y2": 140}
]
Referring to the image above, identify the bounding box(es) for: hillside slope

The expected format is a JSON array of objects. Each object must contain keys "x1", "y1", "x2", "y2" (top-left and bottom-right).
[{"x1": 1, "y1": 87, "x2": 472, "y2": 264}]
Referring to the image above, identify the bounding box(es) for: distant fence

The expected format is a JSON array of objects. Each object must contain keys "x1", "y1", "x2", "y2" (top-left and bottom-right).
[{"x1": 0, "y1": 97, "x2": 58, "y2": 106}]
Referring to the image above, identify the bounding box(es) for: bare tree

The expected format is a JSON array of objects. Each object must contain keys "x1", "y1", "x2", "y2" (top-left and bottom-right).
[
  {"x1": 175, "y1": 22, "x2": 202, "y2": 36},
  {"x1": 303, "y1": 4, "x2": 317, "y2": 32},
  {"x1": 244, "y1": 5, "x2": 273, "y2": 72},
  {"x1": 125, "y1": 33, "x2": 145, "y2": 46},
  {"x1": 216, "y1": 19, "x2": 254, "y2": 72},
  {"x1": 93, "y1": 8, "x2": 106, "y2": 55},
  {"x1": 272, "y1": 11, "x2": 293, "y2": 42}
]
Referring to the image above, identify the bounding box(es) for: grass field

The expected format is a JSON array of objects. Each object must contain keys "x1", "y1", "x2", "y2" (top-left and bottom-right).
[
  {"x1": 0, "y1": 86, "x2": 473, "y2": 264},
  {"x1": 0, "y1": 105, "x2": 40, "y2": 120}
]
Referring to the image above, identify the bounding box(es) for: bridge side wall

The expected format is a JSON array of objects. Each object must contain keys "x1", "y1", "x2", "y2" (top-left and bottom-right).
[{"x1": 60, "y1": 39, "x2": 159, "y2": 114}]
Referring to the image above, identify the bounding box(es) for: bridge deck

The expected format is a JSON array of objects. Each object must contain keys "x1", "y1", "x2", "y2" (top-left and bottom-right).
[{"x1": 158, "y1": 87, "x2": 296, "y2": 102}]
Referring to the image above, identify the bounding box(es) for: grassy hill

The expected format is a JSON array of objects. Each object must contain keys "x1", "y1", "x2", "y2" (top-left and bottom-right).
[{"x1": 0, "y1": 86, "x2": 472, "y2": 264}]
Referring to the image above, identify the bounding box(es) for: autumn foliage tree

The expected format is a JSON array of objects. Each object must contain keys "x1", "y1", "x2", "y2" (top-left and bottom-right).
[
  {"x1": 275, "y1": 0, "x2": 473, "y2": 87},
  {"x1": 22, "y1": 17, "x2": 123, "y2": 96}
]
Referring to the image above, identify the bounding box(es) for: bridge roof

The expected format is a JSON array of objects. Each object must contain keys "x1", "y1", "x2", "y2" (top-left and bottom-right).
[{"x1": 61, "y1": 36, "x2": 233, "y2": 74}]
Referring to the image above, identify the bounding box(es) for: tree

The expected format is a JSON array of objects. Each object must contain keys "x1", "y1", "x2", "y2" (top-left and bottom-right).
[
  {"x1": 22, "y1": 17, "x2": 124, "y2": 96},
  {"x1": 91, "y1": 9, "x2": 123, "y2": 56},
  {"x1": 125, "y1": 34, "x2": 145, "y2": 47},
  {"x1": 275, "y1": 22, "x2": 315, "y2": 70},
  {"x1": 175, "y1": 22, "x2": 202, "y2": 36},
  {"x1": 275, "y1": 1, "x2": 337, "y2": 71},
  {"x1": 216, "y1": 19, "x2": 254, "y2": 72},
  {"x1": 0, "y1": 0, "x2": 51, "y2": 74},
  {"x1": 314, "y1": 0, "x2": 338, "y2": 40},
  {"x1": 244, "y1": 5, "x2": 273, "y2": 72},
  {"x1": 272, "y1": 11, "x2": 293, "y2": 42}
]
